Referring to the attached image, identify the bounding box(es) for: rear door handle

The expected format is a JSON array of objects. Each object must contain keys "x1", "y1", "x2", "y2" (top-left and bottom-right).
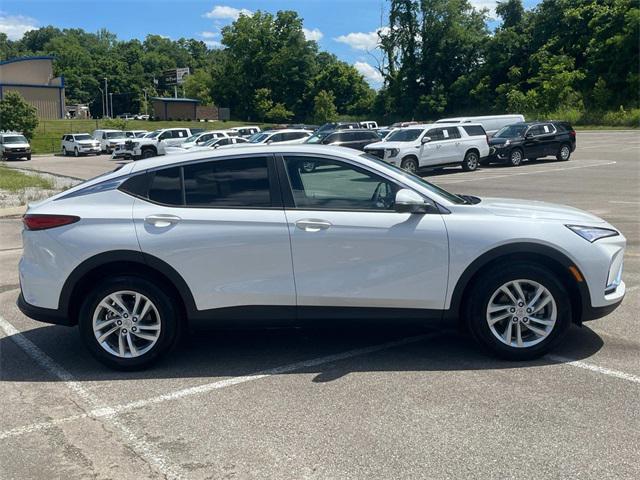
[
  {"x1": 295, "y1": 219, "x2": 332, "y2": 232},
  {"x1": 145, "y1": 214, "x2": 181, "y2": 227}
]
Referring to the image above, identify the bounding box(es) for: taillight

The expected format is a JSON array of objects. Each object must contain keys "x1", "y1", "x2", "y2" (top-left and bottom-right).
[
  {"x1": 22, "y1": 214, "x2": 80, "y2": 231},
  {"x1": 570, "y1": 130, "x2": 576, "y2": 137}
]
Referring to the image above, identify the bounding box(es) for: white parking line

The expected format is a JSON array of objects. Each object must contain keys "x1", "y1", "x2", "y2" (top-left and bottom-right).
[
  {"x1": 433, "y1": 160, "x2": 617, "y2": 184},
  {"x1": 0, "y1": 314, "x2": 186, "y2": 479},
  {"x1": 547, "y1": 355, "x2": 640, "y2": 384},
  {"x1": 0, "y1": 312, "x2": 434, "y2": 442}
]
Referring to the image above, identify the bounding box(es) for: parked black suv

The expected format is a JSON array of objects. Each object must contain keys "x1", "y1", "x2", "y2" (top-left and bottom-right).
[
  {"x1": 486, "y1": 121, "x2": 576, "y2": 166},
  {"x1": 305, "y1": 129, "x2": 380, "y2": 151}
]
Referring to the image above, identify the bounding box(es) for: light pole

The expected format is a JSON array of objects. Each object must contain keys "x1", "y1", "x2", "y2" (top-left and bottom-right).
[
  {"x1": 97, "y1": 86, "x2": 104, "y2": 118},
  {"x1": 104, "y1": 78, "x2": 109, "y2": 117},
  {"x1": 109, "y1": 93, "x2": 114, "y2": 119}
]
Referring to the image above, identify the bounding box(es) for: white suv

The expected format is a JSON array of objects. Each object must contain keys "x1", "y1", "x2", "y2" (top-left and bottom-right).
[
  {"x1": 365, "y1": 123, "x2": 489, "y2": 173},
  {"x1": 246, "y1": 129, "x2": 312, "y2": 145},
  {"x1": 0, "y1": 131, "x2": 31, "y2": 160},
  {"x1": 61, "y1": 133, "x2": 101, "y2": 156},
  {"x1": 18, "y1": 145, "x2": 626, "y2": 369}
]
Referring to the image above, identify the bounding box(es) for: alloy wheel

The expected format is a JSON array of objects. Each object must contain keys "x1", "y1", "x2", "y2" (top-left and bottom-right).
[
  {"x1": 402, "y1": 159, "x2": 418, "y2": 173},
  {"x1": 510, "y1": 150, "x2": 522, "y2": 166},
  {"x1": 485, "y1": 279, "x2": 557, "y2": 348},
  {"x1": 466, "y1": 153, "x2": 478, "y2": 170},
  {"x1": 560, "y1": 146, "x2": 570, "y2": 160},
  {"x1": 92, "y1": 290, "x2": 161, "y2": 358}
]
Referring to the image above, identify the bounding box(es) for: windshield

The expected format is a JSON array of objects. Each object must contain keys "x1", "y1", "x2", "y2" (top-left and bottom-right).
[
  {"x1": 494, "y1": 124, "x2": 527, "y2": 138},
  {"x1": 386, "y1": 128, "x2": 424, "y2": 142},
  {"x1": 74, "y1": 134, "x2": 92, "y2": 141},
  {"x1": 360, "y1": 153, "x2": 467, "y2": 205},
  {"x1": 248, "y1": 132, "x2": 270, "y2": 143},
  {"x1": 202, "y1": 138, "x2": 221, "y2": 147},
  {"x1": 147, "y1": 130, "x2": 161, "y2": 139},
  {"x1": 185, "y1": 134, "x2": 200, "y2": 143},
  {"x1": 3, "y1": 135, "x2": 28, "y2": 144},
  {"x1": 306, "y1": 132, "x2": 329, "y2": 144},
  {"x1": 106, "y1": 132, "x2": 125, "y2": 139}
]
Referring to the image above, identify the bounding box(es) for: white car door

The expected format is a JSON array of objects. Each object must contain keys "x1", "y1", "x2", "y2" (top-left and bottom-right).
[
  {"x1": 132, "y1": 155, "x2": 296, "y2": 313},
  {"x1": 280, "y1": 154, "x2": 449, "y2": 310}
]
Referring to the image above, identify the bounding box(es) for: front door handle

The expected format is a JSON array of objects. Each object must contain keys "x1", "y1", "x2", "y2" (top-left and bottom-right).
[
  {"x1": 145, "y1": 214, "x2": 181, "y2": 227},
  {"x1": 295, "y1": 219, "x2": 332, "y2": 232}
]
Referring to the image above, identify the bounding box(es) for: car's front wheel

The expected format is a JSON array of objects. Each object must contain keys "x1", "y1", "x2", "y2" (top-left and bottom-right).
[
  {"x1": 465, "y1": 262, "x2": 571, "y2": 360},
  {"x1": 78, "y1": 276, "x2": 180, "y2": 370},
  {"x1": 401, "y1": 157, "x2": 419, "y2": 173},
  {"x1": 508, "y1": 148, "x2": 523, "y2": 167}
]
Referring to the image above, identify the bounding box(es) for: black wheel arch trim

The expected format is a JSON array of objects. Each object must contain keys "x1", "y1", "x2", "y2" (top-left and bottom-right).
[
  {"x1": 58, "y1": 250, "x2": 198, "y2": 324},
  {"x1": 445, "y1": 242, "x2": 592, "y2": 324}
]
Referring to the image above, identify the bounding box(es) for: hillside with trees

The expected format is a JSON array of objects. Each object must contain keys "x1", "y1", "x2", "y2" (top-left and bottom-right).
[{"x1": 1, "y1": 0, "x2": 637, "y2": 125}]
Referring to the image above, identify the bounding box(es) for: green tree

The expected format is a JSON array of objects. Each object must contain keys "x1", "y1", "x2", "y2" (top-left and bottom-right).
[
  {"x1": 312, "y1": 90, "x2": 338, "y2": 123},
  {"x1": 253, "y1": 88, "x2": 274, "y2": 121},
  {"x1": 183, "y1": 70, "x2": 213, "y2": 105},
  {"x1": 266, "y1": 103, "x2": 294, "y2": 122},
  {"x1": 0, "y1": 92, "x2": 39, "y2": 139}
]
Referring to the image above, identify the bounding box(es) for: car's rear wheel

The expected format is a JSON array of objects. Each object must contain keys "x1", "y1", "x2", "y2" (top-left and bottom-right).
[
  {"x1": 508, "y1": 148, "x2": 523, "y2": 167},
  {"x1": 557, "y1": 144, "x2": 571, "y2": 161},
  {"x1": 465, "y1": 262, "x2": 571, "y2": 360},
  {"x1": 401, "y1": 157, "x2": 419, "y2": 173},
  {"x1": 462, "y1": 151, "x2": 479, "y2": 171},
  {"x1": 79, "y1": 276, "x2": 179, "y2": 370}
]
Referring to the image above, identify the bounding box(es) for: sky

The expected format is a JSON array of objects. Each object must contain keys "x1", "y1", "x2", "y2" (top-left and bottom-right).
[{"x1": 0, "y1": 0, "x2": 540, "y2": 88}]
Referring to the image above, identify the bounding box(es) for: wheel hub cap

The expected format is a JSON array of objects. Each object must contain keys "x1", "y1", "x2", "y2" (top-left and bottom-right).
[
  {"x1": 92, "y1": 290, "x2": 161, "y2": 358},
  {"x1": 486, "y1": 279, "x2": 557, "y2": 348}
]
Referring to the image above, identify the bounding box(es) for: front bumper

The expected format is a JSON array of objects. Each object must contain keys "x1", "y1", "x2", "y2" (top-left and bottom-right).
[
  {"x1": 2, "y1": 150, "x2": 31, "y2": 159},
  {"x1": 17, "y1": 292, "x2": 73, "y2": 326},
  {"x1": 487, "y1": 146, "x2": 509, "y2": 161}
]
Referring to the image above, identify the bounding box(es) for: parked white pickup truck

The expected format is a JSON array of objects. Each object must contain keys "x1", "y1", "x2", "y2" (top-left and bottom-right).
[{"x1": 113, "y1": 127, "x2": 195, "y2": 159}]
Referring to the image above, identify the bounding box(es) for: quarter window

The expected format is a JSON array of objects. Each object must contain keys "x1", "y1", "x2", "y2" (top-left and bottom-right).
[
  {"x1": 462, "y1": 125, "x2": 486, "y2": 136},
  {"x1": 283, "y1": 156, "x2": 399, "y2": 211}
]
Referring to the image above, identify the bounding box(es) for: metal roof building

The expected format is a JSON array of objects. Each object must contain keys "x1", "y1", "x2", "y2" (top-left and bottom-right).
[
  {"x1": 151, "y1": 97, "x2": 200, "y2": 121},
  {"x1": 0, "y1": 56, "x2": 65, "y2": 119}
]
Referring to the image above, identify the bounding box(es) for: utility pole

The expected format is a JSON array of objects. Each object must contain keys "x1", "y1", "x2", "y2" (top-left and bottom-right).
[
  {"x1": 104, "y1": 78, "x2": 109, "y2": 117},
  {"x1": 109, "y1": 93, "x2": 114, "y2": 118},
  {"x1": 143, "y1": 88, "x2": 148, "y2": 115}
]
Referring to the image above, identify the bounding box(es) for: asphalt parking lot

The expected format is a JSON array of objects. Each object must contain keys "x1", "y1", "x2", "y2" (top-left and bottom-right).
[{"x1": 1, "y1": 131, "x2": 639, "y2": 479}]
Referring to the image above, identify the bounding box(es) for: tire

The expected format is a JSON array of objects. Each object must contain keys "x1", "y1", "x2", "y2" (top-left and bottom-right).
[
  {"x1": 78, "y1": 276, "x2": 180, "y2": 370},
  {"x1": 557, "y1": 144, "x2": 571, "y2": 161},
  {"x1": 508, "y1": 148, "x2": 523, "y2": 167},
  {"x1": 62, "y1": 147, "x2": 68, "y2": 156},
  {"x1": 74, "y1": 147, "x2": 79, "y2": 157},
  {"x1": 401, "y1": 157, "x2": 419, "y2": 173},
  {"x1": 141, "y1": 148, "x2": 155, "y2": 159},
  {"x1": 461, "y1": 150, "x2": 479, "y2": 171},
  {"x1": 464, "y1": 262, "x2": 571, "y2": 360},
  {"x1": 26, "y1": 155, "x2": 31, "y2": 160}
]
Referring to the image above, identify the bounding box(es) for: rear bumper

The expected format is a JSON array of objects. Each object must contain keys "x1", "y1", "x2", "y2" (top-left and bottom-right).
[{"x1": 17, "y1": 292, "x2": 73, "y2": 326}]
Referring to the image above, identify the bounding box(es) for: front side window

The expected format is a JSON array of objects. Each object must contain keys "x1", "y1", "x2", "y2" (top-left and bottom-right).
[
  {"x1": 106, "y1": 132, "x2": 125, "y2": 139},
  {"x1": 425, "y1": 128, "x2": 445, "y2": 141},
  {"x1": 494, "y1": 124, "x2": 527, "y2": 138},
  {"x1": 183, "y1": 157, "x2": 271, "y2": 207},
  {"x1": 283, "y1": 156, "x2": 399, "y2": 211}
]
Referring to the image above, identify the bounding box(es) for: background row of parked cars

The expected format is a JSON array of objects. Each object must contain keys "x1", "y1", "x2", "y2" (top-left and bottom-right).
[{"x1": 51, "y1": 114, "x2": 577, "y2": 174}]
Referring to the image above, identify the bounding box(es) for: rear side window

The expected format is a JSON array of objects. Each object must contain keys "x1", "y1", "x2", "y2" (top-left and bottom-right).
[
  {"x1": 462, "y1": 125, "x2": 486, "y2": 136},
  {"x1": 183, "y1": 157, "x2": 271, "y2": 207},
  {"x1": 149, "y1": 167, "x2": 182, "y2": 205}
]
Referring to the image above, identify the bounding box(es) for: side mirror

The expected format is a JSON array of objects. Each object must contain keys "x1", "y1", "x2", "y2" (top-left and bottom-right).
[
  {"x1": 266, "y1": 139, "x2": 273, "y2": 145},
  {"x1": 394, "y1": 189, "x2": 432, "y2": 214},
  {"x1": 421, "y1": 136, "x2": 431, "y2": 144}
]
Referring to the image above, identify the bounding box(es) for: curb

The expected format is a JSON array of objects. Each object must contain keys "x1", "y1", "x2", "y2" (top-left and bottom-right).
[
  {"x1": 0, "y1": 206, "x2": 26, "y2": 218},
  {"x1": 3, "y1": 165, "x2": 84, "y2": 182}
]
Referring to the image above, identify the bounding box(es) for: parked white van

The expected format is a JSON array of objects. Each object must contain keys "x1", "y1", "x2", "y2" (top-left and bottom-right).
[{"x1": 435, "y1": 115, "x2": 525, "y2": 136}]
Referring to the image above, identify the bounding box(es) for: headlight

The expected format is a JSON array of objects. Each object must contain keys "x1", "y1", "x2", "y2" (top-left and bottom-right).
[
  {"x1": 566, "y1": 225, "x2": 619, "y2": 242},
  {"x1": 386, "y1": 148, "x2": 399, "y2": 158}
]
